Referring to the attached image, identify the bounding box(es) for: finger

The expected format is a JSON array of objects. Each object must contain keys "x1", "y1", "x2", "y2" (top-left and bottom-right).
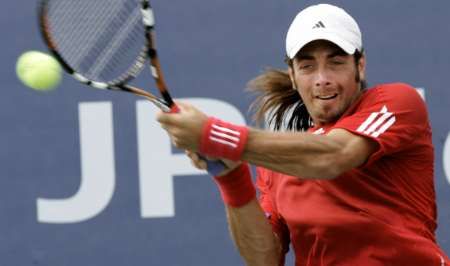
[
  {"x1": 189, "y1": 153, "x2": 204, "y2": 166},
  {"x1": 185, "y1": 150, "x2": 199, "y2": 160},
  {"x1": 197, "y1": 160, "x2": 207, "y2": 169},
  {"x1": 157, "y1": 109, "x2": 184, "y2": 125},
  {"x1": 185, "y1": 150, "x2": 208, "y2": 169},
  {"x1": 191, "y1": 160, "x2": 205, "y2": 170},
  {"x1": 156, "y1": 111, "x2": 171, "y2": 123},
  {"x1": 188, "y1": 154, "x2": 207, "y2": 170},
  {"x1": 192, "y1": 157, "x2": 207, "y2": 169},
  {"x1": 174, "y1": 101, "x2": 191, "y2": 110}
]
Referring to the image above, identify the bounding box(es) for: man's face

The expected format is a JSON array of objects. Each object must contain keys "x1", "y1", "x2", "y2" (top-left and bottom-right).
[{"x1": 288, "y1": 40, "x2": 365, "y2": 126}]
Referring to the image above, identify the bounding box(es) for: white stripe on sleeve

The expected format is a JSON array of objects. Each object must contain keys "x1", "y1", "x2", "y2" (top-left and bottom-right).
[{"x1": 371, "y1": 116, "x2": 396, "y2": 137}]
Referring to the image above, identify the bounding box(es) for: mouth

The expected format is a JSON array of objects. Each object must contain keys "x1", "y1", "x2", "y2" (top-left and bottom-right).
[{"x1": 316, "y1": 94, "x2": 338, "y2": 100}]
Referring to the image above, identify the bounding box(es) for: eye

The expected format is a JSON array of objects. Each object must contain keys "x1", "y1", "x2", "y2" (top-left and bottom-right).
[
  {"x1": 329, "y1": 55, "x2": 348, "y2": 65},
  {"x1": 297, "y1": 61, "x2": 315, "y2": 71},
  {"x1": 299, "y1": 64, "x2": 312, "y2": 70},
  {"x1": 330, "y1": 59, "x2": 344, "y2": 65}
]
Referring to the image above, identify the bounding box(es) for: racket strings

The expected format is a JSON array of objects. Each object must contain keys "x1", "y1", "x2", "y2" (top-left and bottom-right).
[
  {"x1": 45, "y1": 0, "x2": 147, "y2": 84},
  {"x1": 88, "y1": 8, "x2": 142, "y2": 79}
]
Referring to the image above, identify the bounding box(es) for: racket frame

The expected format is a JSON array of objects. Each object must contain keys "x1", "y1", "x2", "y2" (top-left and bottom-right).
[
  {"x1": 37, "y1": 0, "x2": 171, "y2": 112},
  {"x1": 37, "y1": 0, "x2": 226, "y2": 175}
]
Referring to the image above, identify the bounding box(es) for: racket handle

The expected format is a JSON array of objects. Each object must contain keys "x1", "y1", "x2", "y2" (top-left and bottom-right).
[{"x1": 198, "y1": 155, "x2": 227, "y2": 176}]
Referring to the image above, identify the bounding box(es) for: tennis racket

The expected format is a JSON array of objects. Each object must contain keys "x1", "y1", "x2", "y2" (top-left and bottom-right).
[{"x1": 38, "y1": 0, "x2": 225, "y2": 175}]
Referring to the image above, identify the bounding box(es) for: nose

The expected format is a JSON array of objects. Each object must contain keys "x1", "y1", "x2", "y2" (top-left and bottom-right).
[{"x1": 314, "y1": 68, "x2": 331, "y2": 88}]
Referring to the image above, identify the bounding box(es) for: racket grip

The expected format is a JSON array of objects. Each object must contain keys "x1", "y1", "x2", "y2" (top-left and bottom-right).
[{"x1": 198, "y1": 154, "x2": 227, "y2": 176}]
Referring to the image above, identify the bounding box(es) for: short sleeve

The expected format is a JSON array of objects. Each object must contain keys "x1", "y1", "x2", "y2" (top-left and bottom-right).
[
  {"x1": 255, "y1": 167, "x2": 290, "y2": 264},
  {"x1": 333, "y1": 83, "x2": 430, "y2": 165}
]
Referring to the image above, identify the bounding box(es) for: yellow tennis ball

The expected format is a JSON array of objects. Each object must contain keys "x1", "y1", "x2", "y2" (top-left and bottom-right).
[{"x1": 16, "y1": 51, "x2": 62, "y2": 91}]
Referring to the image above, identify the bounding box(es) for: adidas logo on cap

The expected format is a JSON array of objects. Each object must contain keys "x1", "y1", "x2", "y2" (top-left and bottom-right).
[{"x1": 312, "y1": 21, "x2": 325, "y2": 29}]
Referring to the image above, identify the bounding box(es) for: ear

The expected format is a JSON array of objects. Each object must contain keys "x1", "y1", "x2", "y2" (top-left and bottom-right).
[
  {"x1": 288, "y1": 66, "x2": 297, "y2": 89},
  {"x1": 357, "y1": 54, "x2": 366, "y2": 81}
]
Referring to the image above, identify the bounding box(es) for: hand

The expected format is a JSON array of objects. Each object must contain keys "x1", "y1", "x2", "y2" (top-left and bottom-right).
[
  {"x1": 186, "y1": 150, "x2": 242, "y2": 176},
  {"x1": 156, "y1": 101, "x2": 207, "y2": 151}
]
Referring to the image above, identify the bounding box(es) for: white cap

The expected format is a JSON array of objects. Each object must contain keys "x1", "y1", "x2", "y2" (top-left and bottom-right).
[{"x1": 286, "y1": 4, "x2": 362, "y2": 59}]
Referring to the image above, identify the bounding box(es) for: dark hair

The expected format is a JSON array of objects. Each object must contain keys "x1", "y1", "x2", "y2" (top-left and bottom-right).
[{"x1": 248, "y1": 49, "x2": 365, "y2": 132}]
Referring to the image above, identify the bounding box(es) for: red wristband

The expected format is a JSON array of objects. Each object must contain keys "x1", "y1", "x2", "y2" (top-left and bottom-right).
[
  {"x1": 213, "y1": 163, "x2": 256, "y2": 207},
  {"x1": 199, "y1": 117, "x2": 249, "y2": 161}
]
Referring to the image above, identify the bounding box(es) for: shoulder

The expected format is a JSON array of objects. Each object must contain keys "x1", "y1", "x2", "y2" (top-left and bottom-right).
[
  {"x1": 374, "y1": 82, "x2": 416, "y2": 92},
  {"x1": 355, "y1": 83, "x2": 427, "y2": 114},
  {"x1": 364, "y1": 83, "x2": 424, "y2": 106}
]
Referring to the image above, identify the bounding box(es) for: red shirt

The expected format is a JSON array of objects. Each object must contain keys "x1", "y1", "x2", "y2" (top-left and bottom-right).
[{"x1": 255, "y1": 83, "x2": 449, "y2": 265}]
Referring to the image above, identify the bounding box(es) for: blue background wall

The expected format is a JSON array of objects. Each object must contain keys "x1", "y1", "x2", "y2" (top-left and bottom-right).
[{"x1": 1, "y1": 0, "x2": 449, "y2": 265}]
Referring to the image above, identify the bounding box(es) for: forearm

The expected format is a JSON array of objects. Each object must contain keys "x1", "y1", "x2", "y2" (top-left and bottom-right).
[
  {"x1": 213, "y1": 164, "x2": 282, "y2": 265},
  {"x1": 163, "y1": 114, "x2": 371, "y2": 179},
  {"x1": 226, "y1": 199, "x2": 282, "y2": 266},
  {"x1": 242, "y1": 128, "x2": 344, "y2": 179}
]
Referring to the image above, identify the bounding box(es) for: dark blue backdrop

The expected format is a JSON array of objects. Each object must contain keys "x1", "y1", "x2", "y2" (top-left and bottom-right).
[{"x1": 1, "y1": 1, "x2": 449, "y2": 265}]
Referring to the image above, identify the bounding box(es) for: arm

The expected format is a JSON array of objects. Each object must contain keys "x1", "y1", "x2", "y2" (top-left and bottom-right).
[
  {"x1": 226, "y1": 199, "x2": 282, "y2": 266},
  {"x1": 243, "y1": 128, "x2": 378, "y2": 179},
  {"x1": 157, "y1": 102, "x2": 377, "y2": 180},
  {"x1": 186, "y1": 152, "x2": 283, "y2": 265}
]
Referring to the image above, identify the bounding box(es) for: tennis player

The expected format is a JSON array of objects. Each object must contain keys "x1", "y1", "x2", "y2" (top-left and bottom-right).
[{"x1": 157, "y1": 4, "x2": 449, "y2": 265}]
